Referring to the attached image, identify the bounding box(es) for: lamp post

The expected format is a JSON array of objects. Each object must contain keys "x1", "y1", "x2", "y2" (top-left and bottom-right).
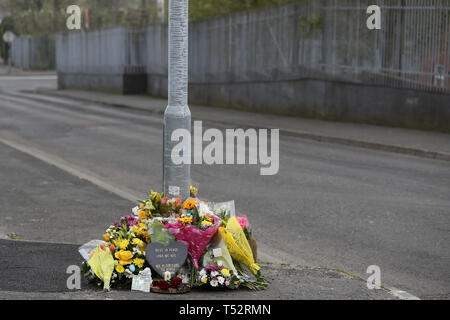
[{"x1": 163, "y1": 0, "x2": 191, "y2": 200}]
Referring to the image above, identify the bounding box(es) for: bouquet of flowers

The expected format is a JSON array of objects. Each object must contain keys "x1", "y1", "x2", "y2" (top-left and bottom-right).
[
  {"x1": 198, "y1": 264, "x2": 242, "y2": 290},
  {"x1": 164, "y1": 198, "x2": 221, "y2": 269},
  {"x1": 80, "y1": 186, "x2": 267, "y2": 292},
  {"x1": 82, "y1": 215, "x2": 150, "y2": 290}
]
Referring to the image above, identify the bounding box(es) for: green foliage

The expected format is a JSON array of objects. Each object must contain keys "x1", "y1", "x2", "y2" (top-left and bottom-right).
[
  {"x1": 189, "y1": 0, "x2": 293, "y2": 21},
  {"x1": 298, "y1": 13, "x2": 323, "y2": 35},
  {"x1": 3, "y1": 0, "x2": 158, "y2": 36},
  {"x1": 2, "y1": 0, "x2": 296, "y2": 36}
]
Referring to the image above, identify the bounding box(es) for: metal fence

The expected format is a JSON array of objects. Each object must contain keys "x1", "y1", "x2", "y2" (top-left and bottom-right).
[
  {"x1": 56, "y1": 27, "x2": 146, "y2": 75},
  {"x1": 179, "y1": 0, "x2": 449, "y2": 93},
  {"x1": 11, "y1": 35, "x2": 55, "y2": 70},
  {"x1": 56, "y1": 0, "x2": 450, "y2": 94},
  {"x1": 318, "y1": 0, "x2": 450, "y2": 92}
]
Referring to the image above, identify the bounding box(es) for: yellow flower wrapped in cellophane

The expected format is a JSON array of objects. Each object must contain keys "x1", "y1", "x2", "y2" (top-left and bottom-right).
[
  {"x1": 88, "y1": 246, "x2": 115, "y2": 291},
  {"x1": 220, "y1": 216, "x2": 260, "y2": 275}
]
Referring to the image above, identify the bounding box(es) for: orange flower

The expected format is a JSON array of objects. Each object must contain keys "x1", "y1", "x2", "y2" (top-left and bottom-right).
[
  {"x1": 183, "y1": 199, "x2": 197, "y2": 210},
  {"x1": 139, "y1": 211, "x2": 147, "y2": 221}
]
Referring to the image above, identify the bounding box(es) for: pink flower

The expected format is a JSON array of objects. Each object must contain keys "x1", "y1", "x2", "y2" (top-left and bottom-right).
[
  {"x1": 236, "y1": 216, "x2": 249, "y2": 230},
  {"x1": 225, "y1": 281, "x2": 230, "y2": 286}
]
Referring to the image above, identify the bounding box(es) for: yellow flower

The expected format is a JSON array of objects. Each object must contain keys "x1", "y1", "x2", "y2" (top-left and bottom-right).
[
  {"x1": 103, "y1": 234, "x2": 110, "y2": 242},
  {"x1": 114, "y1": 250, "x2": 133, "y2": 265},
  {"x1": 201, "y1": 220, "x2": 212, "y2": 227},
  {"x1": 151, "y1": 191, "x2": 158, "y2": 200},
  {"x1": 178, "y1": 216, "x2": 194, "y2": 225},
  {"x1": 202, "y1": 277, "x2": 208, "y2": 284},
  {"x1": 119, "y1": 239, "x2": 129, "y2": 250},
  {"x1": 133, "y1": 258, "x2": 145, "y2": 268},
  {"x1": 144, "y1": 199, "x2": 155, "y2": 211},
  {"x1": 132, "y1": 238, "x2": 144, "y2": 247},
  {"x1": 139, "y1": 223, "x2": 147, "y2": 229},
  {"x1": 139, "y1": 211, "x2": 148, "y2": 221},
  {"x1": 132, "y1": 225, "x2": 139, "y2": 232},
  {"x1": 221, "y1": 269, "x2": 230, "y2": 277},
  {"x1": 115, "y1": 265, "x2": 124, "y2": 273},
  {"x1": 183, "y1": 199, "x2": 197, "y2": 210},
  {"x1": 190, "y1": 185, "x2": 198, "y2": 197}
]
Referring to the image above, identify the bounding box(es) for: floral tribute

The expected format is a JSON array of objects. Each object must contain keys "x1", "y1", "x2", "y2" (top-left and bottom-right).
[{"x1": 80, "y1": 186, "x2": 267, "y2": 292}]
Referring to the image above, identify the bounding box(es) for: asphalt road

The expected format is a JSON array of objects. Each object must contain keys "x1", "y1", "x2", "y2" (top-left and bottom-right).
[{"x1": 0, "y1": 77, "x2": 449, "y2": 299}]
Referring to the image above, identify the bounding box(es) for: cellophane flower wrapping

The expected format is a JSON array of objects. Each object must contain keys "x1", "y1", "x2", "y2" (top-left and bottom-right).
[
  {"x1": 220, "y1": 216, "x2": 260, "y2": 275},
  {"x1": 202, "y1": 231, "x2": 238, "y2": 275},
  {"x1": 164, "y1": 223, "x2": 218, "y2": 269},
  {"x1": 88, "y1": 246, "x2": 115, "y2": 291},
  {"x1": 79, "y1": 240, "x2": 104, "y2": 261}
]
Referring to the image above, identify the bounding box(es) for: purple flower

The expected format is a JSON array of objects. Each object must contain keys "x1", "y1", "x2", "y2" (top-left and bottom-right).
[
  {"x1": 204, "y1": 265, "x2": 218, "y2": 272},
  {"x1": 117, "y1": 215, "x2": 139, "y2": 228}
]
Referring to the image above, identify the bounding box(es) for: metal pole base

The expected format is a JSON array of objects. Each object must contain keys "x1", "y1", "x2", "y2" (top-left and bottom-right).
[{"x1": 163, "y1": 104, "x2": 191, "y2": 200}]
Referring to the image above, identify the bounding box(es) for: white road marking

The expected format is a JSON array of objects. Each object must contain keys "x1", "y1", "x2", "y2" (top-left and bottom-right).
[{"x1": 386, "y1": 286, "x2": 421, "y2": 300}]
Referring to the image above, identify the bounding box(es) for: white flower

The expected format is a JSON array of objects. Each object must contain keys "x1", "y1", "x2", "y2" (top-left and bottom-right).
[
  {"x1": 218, "y1": 276, "x2": 225, "y2": 285},
  {"x1": 210, "y1": 280, "x2": 218, "y2": 287},
  {"x1": 198, "y1": 201, "x2": 214, "y2": 219},
  {"x1": 199, "y1": 269, "x2": 206, "y2": 276},
  {"x1": 211, "y1": 271, "x2": 219, "y2": 277},
  {"x1": 182, "y1": 277, "x2": 189, "y2": 284},
  {"x1": 132, "y1": 206, "x2": 140, "y2": 215}
]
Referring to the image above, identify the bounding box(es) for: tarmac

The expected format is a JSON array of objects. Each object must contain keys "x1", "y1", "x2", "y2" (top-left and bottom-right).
[
  {"x1": 3, "y1": 67, "x2": 446, "y2": 299},
  {"x1": 34, "y1": 88, "x2": 450, "y2": 162},
  {"x1": 0, "y1": 142, "x2": 396, "y2": 300}
]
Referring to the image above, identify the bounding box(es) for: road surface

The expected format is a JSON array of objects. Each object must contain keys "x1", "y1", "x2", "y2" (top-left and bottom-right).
[{"x1": 0, "y1": 76, "x2": 448, "y2": 299}]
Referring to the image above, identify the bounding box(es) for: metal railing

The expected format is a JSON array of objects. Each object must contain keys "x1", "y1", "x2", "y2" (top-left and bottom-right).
[
  {"x1": 11, "y1": 35, "x2": 55, "y2": 70},
  {"x1": 56, "y1": 0, "x2": 450, "y2": 93},
  {"x1": 318, "y1": 0, "x2": 450, "y2": 92},
  {"x1": 185, "y1": 0, "x2": 450, "y2": 93}
]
